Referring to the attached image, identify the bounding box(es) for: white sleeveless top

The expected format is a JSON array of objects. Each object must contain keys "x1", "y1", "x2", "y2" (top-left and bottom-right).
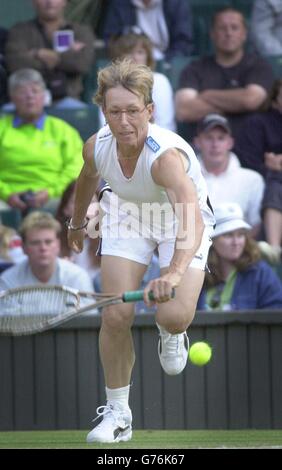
[{"x1": 94, "y1": 123, "x2": 214, "y2": 239}]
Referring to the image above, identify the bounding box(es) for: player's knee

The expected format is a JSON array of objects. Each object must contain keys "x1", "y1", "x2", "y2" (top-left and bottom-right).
[
  {"x1": 156, "y1": 305, "x2": 195, "y2": 334},
  {"x1": 163, "y1": 320, "x2": 189, "y2": 335},
  {"x1": 102, "y1": 304, "x2": 134, "y2": 332}
]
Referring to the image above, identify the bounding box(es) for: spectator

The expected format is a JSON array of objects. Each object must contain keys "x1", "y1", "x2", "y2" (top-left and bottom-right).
[
  {"x1": 0, "y1": 211, "x2": 94, "y2": 293},
  {"x1": 5, "y1": 0, "x2": 95, "y2": 108},
  {"x1": 197, "y1": 202, "x2": 282, "y2": 311},
  {"x1": 235, "y1": 79, "x2": 282, "y2": 258},
  {"x1": 65, "y1": 0, "x2": 104, "y2": 36},
  {"x1": 250, "y1": 0, "x2": 282, "y2": 56},
  {"x1": 0, "y1": 224, "x2": 26, "y2": 273},
  {"x1": 175, "y1": 7, "x2": 274, "y2": 142},
  {"x1": 107, "y1": 28, "x2": 176, "y2": 130},
  {"x1": 102, "y1": 0, "x2": 194, "y2": 61},
  {"x1": 56, "y1": 180, "x2": 101, "y2": 291},
  {"x1": 0, "y1": 68, "x2": 83, "y2": 217},
  {"x1": 194, "y1": 114, "x2": 265, "y2": 237},
  {"x1": 0, "y1": 26, "x2": 8, "y2": 106}
]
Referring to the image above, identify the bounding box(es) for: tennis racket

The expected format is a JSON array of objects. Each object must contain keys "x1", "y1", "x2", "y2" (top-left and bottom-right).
[{"x1": 0, "y1": 285, "x2": 175, "y2": 336}]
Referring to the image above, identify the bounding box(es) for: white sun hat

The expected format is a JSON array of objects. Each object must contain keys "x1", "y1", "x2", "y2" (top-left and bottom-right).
[{"x1": 212, "y1": 202, "x2": 251, "y2": 238}]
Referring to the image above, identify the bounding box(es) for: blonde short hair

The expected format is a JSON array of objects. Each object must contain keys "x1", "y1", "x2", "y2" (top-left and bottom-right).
[
  {"x1": 19, "y1": 211, "x2": 61, "y2": 243},
  {"x1": 94, "y1": 58, "x2": 154, "y2": 108}
]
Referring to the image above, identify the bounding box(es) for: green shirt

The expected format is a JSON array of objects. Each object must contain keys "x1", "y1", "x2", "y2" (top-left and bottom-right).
[
  {"x1": 206, "y1": 270, "x2": 237, "y2": 310},
  {"x1": 0, "y1": 114, "x2": 83, "y2": 200}
]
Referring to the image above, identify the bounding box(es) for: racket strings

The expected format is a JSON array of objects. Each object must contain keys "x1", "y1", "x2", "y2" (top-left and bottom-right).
[
  {"x1": 0, "y1": 288, "x2": 81, "y2": 334},
  {"x1": 0, "y1": 288, "x2": 78, "y2": 316},
  {"x1": 0, "y1": 286, "x2": 126, "y2": 335}
]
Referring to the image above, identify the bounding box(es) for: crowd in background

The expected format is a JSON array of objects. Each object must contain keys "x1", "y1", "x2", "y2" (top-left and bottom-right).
[{"x1": 1, "y1": 0, "x2": 282, "y2": 311}]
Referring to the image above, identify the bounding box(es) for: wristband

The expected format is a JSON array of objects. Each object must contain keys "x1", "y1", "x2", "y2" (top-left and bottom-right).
[{"x1": 67, "y1": 218, "x2": 88, "y2": 231}]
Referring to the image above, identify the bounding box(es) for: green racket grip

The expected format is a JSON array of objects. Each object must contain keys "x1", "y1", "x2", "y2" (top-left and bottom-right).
[{"x1": 122, "y1": 288, "x2": 175, "y2": 303}]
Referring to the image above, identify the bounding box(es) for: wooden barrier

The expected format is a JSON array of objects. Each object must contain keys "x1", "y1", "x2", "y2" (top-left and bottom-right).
[{"x1": 1, "y1": 311, "x2": 282, "y2": 431}]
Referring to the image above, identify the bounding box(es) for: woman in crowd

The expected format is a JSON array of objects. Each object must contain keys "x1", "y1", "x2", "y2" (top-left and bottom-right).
[{"x1": 198, "y1": 202, "x2": 282, "y2": 311}]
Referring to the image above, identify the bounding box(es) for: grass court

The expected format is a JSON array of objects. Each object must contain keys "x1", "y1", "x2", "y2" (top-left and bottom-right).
[{"x1": 0, "y1": 429, "x2": 282, "y2": 449}]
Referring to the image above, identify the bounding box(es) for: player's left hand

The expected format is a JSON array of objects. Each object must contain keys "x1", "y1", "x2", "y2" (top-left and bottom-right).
[{"x1": 143, "y1": 275, "x2": 176, "y2": 306}]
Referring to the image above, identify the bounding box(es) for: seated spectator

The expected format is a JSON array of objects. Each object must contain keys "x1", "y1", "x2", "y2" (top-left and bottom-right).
[
  {"x1": 0, "y1": 224, "x2": 26, "y2": 273},
  {"x1": 0, "y1": 211, "x2": 94, "y2": 294},
  {"x1": 175, "y1": 7, "x2": 274, "y2": 142},
  {"x1": 5, "y1": 0, "x2": 95, "y2": 109},
  {"x1": 235, "y1": 79, "x2": 282, "y2": 261},
  {"x1": 56, "y1": 180, "x2": 101, "y2": 291},
  {"x1": 102, "y1": 0, "x2": 194, "y2": 61},
  {"x1": 237, "y1": 79, "x2": 282, "y2": 252},
  {"x1": 194, "y1": 114, "x2": 265, "y2": 238},
  {"x1": 250, "y1": 0, "x2": 282, "y2": 56},
  {"x1": 107, "y1": 28, "x2": 176, "y2": 131},
  {"x1": 65, "y1": 0, "x2": 103, "y2": 36},
  {"x1": 0, "y1": 26, "x2": 8, "y2": 106},
  {"x1": 0, "y1": 68, "x2": 83, "y2": 218},
  {"x1": 197, "y1": 203, "x2": 282, "y2": 311}
]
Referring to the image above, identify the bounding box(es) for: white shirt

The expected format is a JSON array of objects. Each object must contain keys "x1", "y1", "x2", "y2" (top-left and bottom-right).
[
  {"x1": 0, "y1": 257, "x2": 94, "y2": 292},
  {"x1": 132, "y1": 0, "x2": 169, "y2": 60},
  {"x1": 200, "y1": 152, "x2": 265, "y2": 227},
  {"x1": 152, "y1": 72, "x2": 176, "y2": 131},
  {"x1": 95, "y1": 123, "x2": 215, "y2": 240}
]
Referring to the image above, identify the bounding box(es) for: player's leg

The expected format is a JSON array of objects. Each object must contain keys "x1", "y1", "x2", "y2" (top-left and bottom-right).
[
  {"x1": 156, "y1": 266, "x2": 204, "y2": 375},
  {"x1": 87, "y1": 254, "x2": 147, "y2": 444},
  {"x1": 155, "y1": 227, "x2": 212, "y2": 375},
  {"x1": 156, "y1": 265, "x2": 205, "y2": 333},
  {"x1": 99, "y1": 255, "x2": 147, "y2": 389}
]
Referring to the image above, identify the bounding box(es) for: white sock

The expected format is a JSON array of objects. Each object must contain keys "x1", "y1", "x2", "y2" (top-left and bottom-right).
[{"x1": 106, "y1": 385, "x2": 130, "y2": 409}]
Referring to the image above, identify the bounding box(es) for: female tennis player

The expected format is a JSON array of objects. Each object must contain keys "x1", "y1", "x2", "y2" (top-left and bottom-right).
[{"x1": 68, "y1": 59, "x2": 215, "y2": 444}]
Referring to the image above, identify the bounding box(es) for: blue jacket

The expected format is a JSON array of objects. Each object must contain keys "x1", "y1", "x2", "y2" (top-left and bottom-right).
[
  {"x1": 102, "y1": 0, "x2": 194, "y2": 59},
  {"x1": 197, "y1": 261, "x2": 282, "y2": 311}
]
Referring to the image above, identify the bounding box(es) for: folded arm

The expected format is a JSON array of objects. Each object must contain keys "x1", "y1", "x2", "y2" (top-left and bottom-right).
[{"x1": 175, "y1": 84, "x2": 267, "y2": 122}]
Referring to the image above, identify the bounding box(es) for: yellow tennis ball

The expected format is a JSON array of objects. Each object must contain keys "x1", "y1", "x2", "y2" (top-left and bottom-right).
[{"x1": 189, "y1": 341, "x2": 212, "y2": 366}]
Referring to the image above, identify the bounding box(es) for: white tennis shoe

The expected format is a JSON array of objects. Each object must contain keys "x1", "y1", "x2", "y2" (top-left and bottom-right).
[
  {"x1": 86, "y1": 403, "x2": 132, "y2": 444},
  {"x1": 157, "y1": 324, "x2": 189, "y2": 375}
]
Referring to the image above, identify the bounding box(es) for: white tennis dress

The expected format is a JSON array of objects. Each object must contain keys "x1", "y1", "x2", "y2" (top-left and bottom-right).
[{"x1": 94, "y1": 123, "x2": 215, "y2": 269}]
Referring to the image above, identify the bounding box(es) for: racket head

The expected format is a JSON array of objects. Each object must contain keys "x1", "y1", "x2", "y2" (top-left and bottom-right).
[{"x1": 0, "y1": 285, "x2": 82, "y2": 335}]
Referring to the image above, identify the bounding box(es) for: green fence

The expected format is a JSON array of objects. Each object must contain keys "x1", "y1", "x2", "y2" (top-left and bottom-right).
[{"x1": 1, "y1": 310, "x2": 281, "y2": 431}]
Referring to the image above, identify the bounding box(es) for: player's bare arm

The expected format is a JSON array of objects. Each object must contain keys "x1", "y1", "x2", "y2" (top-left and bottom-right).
[
  {"x1": 68, "y1": 135, "x2": 100, "y2": 253},
  {"x1": 144, "y1": 148, "x2": 204, "y2": 302}
]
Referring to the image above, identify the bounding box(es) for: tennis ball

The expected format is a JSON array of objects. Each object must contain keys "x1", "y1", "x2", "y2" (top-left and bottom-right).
[{"x1": 189, "y1": 341, "x2": 212, "y2": 366}]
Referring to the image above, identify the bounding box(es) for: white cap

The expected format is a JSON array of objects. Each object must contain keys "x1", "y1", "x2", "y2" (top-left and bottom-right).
[{"x1": 212, "y1": 203, "x2": 251, "y2": 238}]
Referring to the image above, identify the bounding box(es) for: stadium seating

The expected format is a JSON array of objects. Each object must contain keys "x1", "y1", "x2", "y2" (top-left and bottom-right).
[
  {"x1": 162, "y1": 56, "x2": 196, "y2": 91},
  {"x1": 233, "y1": 0, "x2": 254, "y2": 18},
  {"x1": 46, "y1": 104, "x2": 99, "y2": 142},
  {"x1": 82, "y1": 58, "x2": 111, "y2": 104},
  {"x1": 265, "y1": 55, "x2": 282, "y2": 79},
  {"x1": 0, "y1": 209, "x2": 22, "y2": 230},
  {"x1": 0, "y1": 0, "x2": 33, "y2": 28}
]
